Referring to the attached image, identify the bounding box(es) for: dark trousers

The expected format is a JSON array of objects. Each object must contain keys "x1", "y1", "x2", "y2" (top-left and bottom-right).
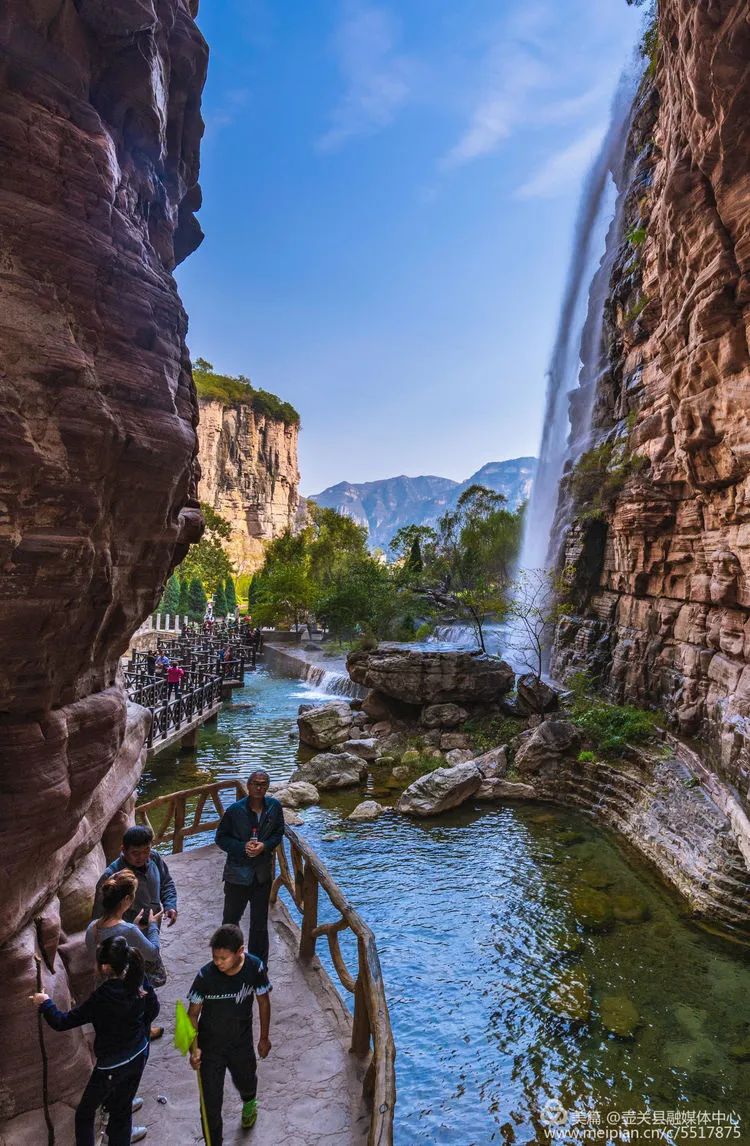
[
  {"x1": 200, "y1": 1041, "x2": 257, "y2": 1146},
  {"x1": 74, "y1": 1050, "x2": 147, "y2": 1146},
  {"x1": 167, "y1": 681, "x2": 181, "y2": 699},
  {"x1": 222, "y1": 880, "x2": 271, "y2": 965}
]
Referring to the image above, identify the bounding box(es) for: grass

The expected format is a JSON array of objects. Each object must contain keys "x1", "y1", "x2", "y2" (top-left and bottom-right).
[
  {"x1": 464, "y1": 714, "x2": 527, "y2": 755},
  {"x1": 567, "y1": 672, "x2": 658, "y2": 759},
  {"x1": 193, "y1": 360, "x2": 300, "y2": 426},
  {"x1": 569, "y1": 440, "x2": 649, "y2": 521},
  {"x1": 626, "y1": 226, "x2": 647, "y2": 247},
  {"x1": 625, "y1": 294, "x2": 650, "y2": 324}
]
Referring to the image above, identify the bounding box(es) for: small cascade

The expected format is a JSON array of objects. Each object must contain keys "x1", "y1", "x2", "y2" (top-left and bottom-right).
[
  {"x1": 519, "y1": 67, "x2": 641, "y2": 573},
  {"x1": 301, "y1": 662, "x2": 364, "y2": 698}
]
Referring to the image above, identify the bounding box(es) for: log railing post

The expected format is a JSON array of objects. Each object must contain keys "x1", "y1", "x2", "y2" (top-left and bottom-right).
[
  {"x1": 173, "y1": 795, "x2": 186, "y2": 853},
  {"x1": 299, "y1": 860, "x2": 319, "y2": 960},
  {"x1": 351, "y1": 938, "x2": 372, "y2": 1057}
]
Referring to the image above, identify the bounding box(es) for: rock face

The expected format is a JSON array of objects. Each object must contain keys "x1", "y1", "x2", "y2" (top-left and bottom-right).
[
  {"x1": 297, "y1": 702, "x2": 353, "y2": 750},
  {"x1": 515, "y1": 721, "x2": 580, "y2": 780},
  {"x1": 550, "y1": 0, "x2": 750, "y2": 812},
  {"x1": 348, "y1": 649, "x2": 514, "y2": 706},
  {"x1": 0, "y1": 2, "x2": 207, "y2": 1138},
  {"x1": 396, "y1": 762, "x2": 482, "y2": 817},
  {"x1": 197, "y1": 397, "x2": 300, "y2": 573}
]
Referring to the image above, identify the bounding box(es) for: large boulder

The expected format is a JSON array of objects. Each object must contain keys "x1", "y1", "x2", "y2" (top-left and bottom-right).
[
  {"x1": 517, "y1": 673, "x2": 561, "y2": 715},
  {"x1": 290, "y1": 752, "x2": 368, "y2": 790},
  {"x1": 514, "y1": 720, "x2": 580, "y2": 779},
  {"x1": 297, "y1": 702, "x2": 353, "y2": 750},
  {"x1": 421, "y1": 703, "x2": 469, "y2": 729},
  {"x1": 396, "y1": 761, "x2": 482, "y2": 817},
  {"x1": 348, "y1": 648, "x2": 514, "y2": 706}
]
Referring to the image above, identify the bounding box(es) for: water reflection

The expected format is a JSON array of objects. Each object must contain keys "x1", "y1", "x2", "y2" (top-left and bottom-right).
[{"x1": 140, "y1": 666, "x2": 750, "y2": 1145}]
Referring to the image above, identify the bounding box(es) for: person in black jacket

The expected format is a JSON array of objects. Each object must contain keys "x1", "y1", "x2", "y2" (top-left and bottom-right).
[
  {"x1": 30, "y1": 935, "x2": 159, "y2": 1146},
  {"x1": 215, "y1": 770, "x2": 284, "y2": 964}
]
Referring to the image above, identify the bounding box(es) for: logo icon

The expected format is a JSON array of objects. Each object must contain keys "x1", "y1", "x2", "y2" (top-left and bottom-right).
[{"x1": 540, "y1": 1099, "x2": 568, "y2": 1127}]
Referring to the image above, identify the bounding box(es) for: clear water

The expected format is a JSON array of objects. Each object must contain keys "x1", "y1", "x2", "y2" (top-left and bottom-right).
[{"x1": 139, "y1": 665, "x2": 750, "y2": 1145}]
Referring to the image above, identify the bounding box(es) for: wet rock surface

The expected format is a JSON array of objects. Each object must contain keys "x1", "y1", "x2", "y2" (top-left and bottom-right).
[
  {"x1": 347, "y1": 648, "x2": 514, "y2": 706},
  {"x1": 551, "y1": 0, "x2": 750, "y2": 809},
  {"x1": 298, "y1": 702, "x2": 354, "y2": 750}
]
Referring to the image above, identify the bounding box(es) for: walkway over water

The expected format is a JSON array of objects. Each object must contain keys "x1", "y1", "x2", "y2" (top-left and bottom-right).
[{"x1": 139, "y1": 845, "x2": 374, "y2": 1144}]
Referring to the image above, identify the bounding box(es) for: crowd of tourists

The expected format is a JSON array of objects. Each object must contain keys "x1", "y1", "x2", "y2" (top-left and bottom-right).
[{"x1": 30, "y1": 770, "x2": 282, "y2": 1146}]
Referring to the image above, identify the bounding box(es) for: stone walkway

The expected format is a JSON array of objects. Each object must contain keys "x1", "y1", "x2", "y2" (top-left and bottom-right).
[{"x1": 139, "y1": 845, "x2": 369, "y2": 1145}]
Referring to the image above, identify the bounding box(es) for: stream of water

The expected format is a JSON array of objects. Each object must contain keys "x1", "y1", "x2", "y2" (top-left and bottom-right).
[{"x1": 140, "y1": 665, "x2": 750, "y2": 1145}]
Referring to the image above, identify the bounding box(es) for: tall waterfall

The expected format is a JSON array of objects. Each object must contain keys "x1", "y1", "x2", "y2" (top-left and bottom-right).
[{"x1": 520, "y1": 69, "x2": 640, "y2": 573}]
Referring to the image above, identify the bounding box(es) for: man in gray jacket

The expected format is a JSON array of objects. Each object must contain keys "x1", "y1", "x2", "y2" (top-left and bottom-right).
[
  {"x1": 93, "y1": 825, "x2": 178, "y2": 925},
  {"x1": 215, "y1": 770, "x2": 284, "y2": 965}
]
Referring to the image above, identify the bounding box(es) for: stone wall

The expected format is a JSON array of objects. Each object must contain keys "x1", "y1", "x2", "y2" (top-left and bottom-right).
[
  {"x1": 0, "y1": 1, "x2": 207, "y2": 1139},
  {"x1": 551, "y1": 1, "x2": 750, "y2": 812},
  {"x1": 197, "y1": 397, "x2": 300, "y2": 573}
]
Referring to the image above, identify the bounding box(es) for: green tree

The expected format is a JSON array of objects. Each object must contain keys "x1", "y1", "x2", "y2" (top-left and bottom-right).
[
  {"x1": 213, "y1": 581, "x2": 227, "y2": 617},
  {"x1": 315, "y1": 555, "x2": 399, "y2": 643},
  {"x1": 176, "y1": 503, "x2": 234, "y2": 595},
  {"x1": 160, "y1": 574, "x2": 180, "y2": 615},
  {"x1": 252, "y1": 531, "x2": 313, "y2": 630},
  {"x1": 224, "y1": 575, "x2": 237, "y2": 614},
  {"x1": 417, "y1": 485, "x2": 524, "y2": 653},
  {"x1": 178, "y1": 578, "x2": 190, "y2": 618},
  {"x1": 188, "y1": 577, "x2": 208, "y2": 622}
]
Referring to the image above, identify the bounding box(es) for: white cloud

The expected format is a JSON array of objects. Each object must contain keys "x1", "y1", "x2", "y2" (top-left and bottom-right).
[
  {"x1": 515, "y1": 124, "x2": 606, "y2": 199},
  {"x1": 317, "y1": 2, "x2": 412, "y2": 153}
]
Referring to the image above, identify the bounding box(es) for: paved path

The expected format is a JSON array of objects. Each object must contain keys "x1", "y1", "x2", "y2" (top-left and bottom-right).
[{"x1": 139, "y1": 845, "x2": 369, "y2": 1145}]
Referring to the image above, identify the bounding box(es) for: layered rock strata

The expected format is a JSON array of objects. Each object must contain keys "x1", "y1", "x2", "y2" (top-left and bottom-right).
[
  {"x1": 0, "y1": 1, "x2": 207, "y2": 1139},
  {"x1": 197, "y1": 397, "x2": 300, "y2": 572},
  {"x1": 551, "y1": 0, "x2": 750, "y2": 812}
]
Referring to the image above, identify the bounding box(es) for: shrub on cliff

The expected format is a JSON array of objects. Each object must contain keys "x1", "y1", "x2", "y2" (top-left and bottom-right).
[
  {"x1": 567, "y1": 672, "x2": 658, "y2": 758},
  {"x1": 192, "y1": 358, "x2": 300, "y2": 426}
]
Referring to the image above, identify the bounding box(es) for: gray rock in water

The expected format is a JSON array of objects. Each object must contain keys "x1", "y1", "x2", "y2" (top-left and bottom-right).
[
  {"x1": 348, "y1": 648, "x2": 514, "y2": 705},
  {"x1": 275, "y1": 781, "x2": 320, "y2": 808},
  {"x1": 290, "y1": 751, "x2": 367, "y2": 790},
  {"x1": 347, "y1": 800, "x2": 385, "y2": 822},
  {"x1": 283, "y1": 809, "x2": 305, "y2": 827},
  {"x1": 475, "y1": 778, "x2": 537, "y2": 801},
  {"x1": 342, "y1": 737, "x2": 379, "y2": 761},
  {"x1": 396, "y1": 761, "x2": 482, "y2": 817},
  {"x1": 421, "y1": 702, "x2": 469, "y2": 729},
  {"x1": 297, "y1": 701, "x2": 353, "y2": 750}
]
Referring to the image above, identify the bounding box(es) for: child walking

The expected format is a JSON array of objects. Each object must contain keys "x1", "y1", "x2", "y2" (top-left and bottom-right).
[
  {"x1": 30, "y1": 935, "x2": 159, "y2": 1145},
  {"x1": 187, "y1": 924, "x2": 272, "y2": 1144}
]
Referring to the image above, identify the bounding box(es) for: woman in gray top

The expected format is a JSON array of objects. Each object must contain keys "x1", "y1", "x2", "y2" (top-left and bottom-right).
[{"x1": 86, "y1": 870, "x2": 161, "y2": 966}]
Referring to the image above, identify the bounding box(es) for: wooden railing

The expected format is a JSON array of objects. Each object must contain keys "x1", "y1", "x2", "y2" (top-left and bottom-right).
[
  {"x1": 272, "y1": 826, "x2": 396, "y2": 1145},
  {"x1": 134, "y1": 781, "x2": 396, "y2": 1144},
  {"x1": 135, "y1": 779, "x2": 247, "y2": 852}
]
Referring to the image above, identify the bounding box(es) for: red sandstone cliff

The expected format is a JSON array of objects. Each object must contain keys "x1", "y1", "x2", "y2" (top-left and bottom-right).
[
  {"x1": 197, "y1": 397, "x2": 301, "y2": 573},
  {"x1": 0, "y1": 2, "x2": 206, "y2": 1139},
  {"x1": 552, "y1": 2, "x2": 750, "y2": 810}
]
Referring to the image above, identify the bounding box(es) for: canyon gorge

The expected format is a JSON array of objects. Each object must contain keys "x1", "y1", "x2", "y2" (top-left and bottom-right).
[
  {"x1": 2, "y1": 0, "x2": 750, "y2": 1140},
  {"x1": 0, "y1": 1, "x2": 207, "y2": 1139}
]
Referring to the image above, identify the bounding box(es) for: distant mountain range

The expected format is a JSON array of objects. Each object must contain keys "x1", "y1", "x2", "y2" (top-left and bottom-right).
[{"x1": 310, "y1": 457, "x2": 536, "y2": 550}]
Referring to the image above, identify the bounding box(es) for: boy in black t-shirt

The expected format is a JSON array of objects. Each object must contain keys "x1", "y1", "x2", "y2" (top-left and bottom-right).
[{"x1": 187, "y1": 924, "x2": 272, "y2": 1143}]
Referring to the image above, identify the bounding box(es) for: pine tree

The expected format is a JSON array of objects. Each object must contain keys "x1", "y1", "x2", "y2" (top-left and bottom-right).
[
  {"x1": 188, "y1": 578, "x2": 208, "y2": 621},
  {"x1": 213, "y1": 582, "x2": 227, "y2": 617},
  {"x1": 177, "y1": 578, "x2": 190, "y2": 618},
  {"x1": 224, "y1": 575, "x2": 237, "y2": 614},
  {"x1": 161, "y1": 574, "x2": 180, "y2": 616}
]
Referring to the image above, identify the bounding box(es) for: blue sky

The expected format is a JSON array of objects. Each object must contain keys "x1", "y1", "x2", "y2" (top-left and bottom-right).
[{"x1": 177, "y1": 0, "x2": 644, "y2": 494}]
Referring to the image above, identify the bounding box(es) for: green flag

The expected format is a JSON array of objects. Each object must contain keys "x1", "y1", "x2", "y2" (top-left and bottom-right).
[{"x1": 174, "y1": 999, "x2": 196, "y2": 1055}]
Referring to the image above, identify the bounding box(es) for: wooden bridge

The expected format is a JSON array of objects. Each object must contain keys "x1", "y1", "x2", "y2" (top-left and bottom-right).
[
  {"x1": 124, "y1": 632, "x2": 257, "y2": 757},
  {"x1": 135, "y1": 781, "x2": 396, "y2": 1145}
]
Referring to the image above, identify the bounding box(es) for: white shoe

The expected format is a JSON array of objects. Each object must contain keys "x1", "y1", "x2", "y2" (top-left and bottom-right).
[
  {"x1": 132, "y1": 1097, "x2": 144, "y2": 1113},
  {"x1": 131, "y1": 1129, "x2": 148, "y2": 1143}
]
